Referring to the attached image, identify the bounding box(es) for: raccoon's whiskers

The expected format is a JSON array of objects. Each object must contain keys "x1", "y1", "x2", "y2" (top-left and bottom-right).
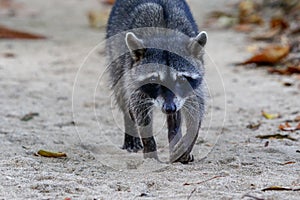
[{"x1": 182, "y1": 102, "x2": 200, "y2": 123}]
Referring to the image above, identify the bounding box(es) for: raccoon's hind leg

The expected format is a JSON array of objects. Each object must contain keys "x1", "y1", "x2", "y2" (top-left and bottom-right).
[{"x1": 122, "y1": 113, "x2": 143, "y2": 152}]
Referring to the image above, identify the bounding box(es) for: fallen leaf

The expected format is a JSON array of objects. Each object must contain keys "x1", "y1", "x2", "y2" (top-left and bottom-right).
[
  {"x1": 37, "y1": 150, "x2": 67, "y2": 158},
  {"x1": 282, "y1": 81, "x2": 293, "y2": 87},
  {"x1": 281, "y1": 161, "x2": 296, "y2": 165},
  {"x1": 20, "y1": 112, "x2": 39, "y2": 121},
  {"x1": 246, "y1": 44, "x2": 260, "y2": 53},
  {"x1": 246, "y1": 121, "x2": 261, "y2": 130},
  {"x1": 262, "y1": 111, "x2": 280, "y2": 120},
  {"x1": 279, "y1": 122, "x2": 300, "y2": 131},
  {"x1": 262, "y1": 186, "x2": 293, "y2": 192},
  {"x1": 2, "y1": 52, "x2": 15, "y2": 58},
  {"x1": 87, "y1": 10, "x2": 110, "y2": 28},
  {"x1": 238, "y1": 0, "x2": 264, "y2": 25},
  {"x1": 0, "y1": 25, "x2": 46, "y2": 39},
  {"x1": 294, "y1": 116, "x2": 300, "y2": 122},
  {"x1": 101, "y1": 0, "x2": 115, "y2": 5},
  {"x1": 256, "y1": 134, "x2": 297, "y2": 141},
  {"x1": 270, "y1": 17, "x2": 289, "y2": 30},
  {"x1": 268, "y1": 66, "x2": 300, "y2": 75},
  {"x1": 237, "y1": 45, "x2": 290, "y2": 65}
]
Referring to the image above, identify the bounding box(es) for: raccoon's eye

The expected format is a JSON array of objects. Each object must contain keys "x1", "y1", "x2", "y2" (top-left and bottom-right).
[{"x1": 185, "y1": 76, "x2": 202, "y2": 88}]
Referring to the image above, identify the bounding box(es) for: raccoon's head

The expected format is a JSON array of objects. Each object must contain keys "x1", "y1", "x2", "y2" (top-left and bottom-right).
[{"x1": 125, "y1": 31, "x2": 207, "y2": 114}]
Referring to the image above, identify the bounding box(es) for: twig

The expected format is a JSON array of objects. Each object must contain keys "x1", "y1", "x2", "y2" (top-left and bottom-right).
[
  {"x1": 184, "y1": 175, "x2": 223, "y2": 186},
  {"x1": 185, "y1": 176, "x2": 224, "y2": 200}
]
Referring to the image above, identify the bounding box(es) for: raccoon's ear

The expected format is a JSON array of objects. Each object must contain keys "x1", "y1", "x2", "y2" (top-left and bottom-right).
[
  {"x1": 125, "y1": 32, "x2": 145, "y2": 62},
  {"x1": 189, "y1": 31, "x2": 207, "y2": 58}
]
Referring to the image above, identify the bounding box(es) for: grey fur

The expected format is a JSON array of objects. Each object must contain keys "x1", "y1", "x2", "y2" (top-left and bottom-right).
[{"x1": 106, "y1": 0, "x2": 207, "y2": 163}]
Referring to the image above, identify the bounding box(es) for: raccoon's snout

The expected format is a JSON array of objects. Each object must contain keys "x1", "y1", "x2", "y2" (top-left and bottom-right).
[{"x1": 162, "y1": 102, "x2": 177, "y2": 114}]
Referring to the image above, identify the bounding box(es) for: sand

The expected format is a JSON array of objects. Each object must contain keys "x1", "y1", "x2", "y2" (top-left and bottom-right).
[{"x1": 0, "y1": 0, "x2": 299, "y2": 199}]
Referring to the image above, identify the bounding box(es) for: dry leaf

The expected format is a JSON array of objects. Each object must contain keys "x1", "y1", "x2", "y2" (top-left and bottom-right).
[
  {"x1": 101, "y1": 0, "x2": 115, "y2": 5},
  {"x1": 237, "y1": 45, "x2": 290, "y2": 65},
  {"x1": 262, "y1": 111, "x2": 280, "y2": 119},
  {"x1": 20, "y1": 112, "x2": 39, "y2": 121},
  {"x1": 0, "y1": 25, "x2": 46, "y2": 39},
  {"x1": 88, "y1": 10, "x2": 110, "y2": 28},
  {"x1": 295, "y1": 116, "x2": 300, "y2": 122},
  {"x1": 268, "y1": 66, "x2": 300, "y2": 75},
  {"x1": 279, "y1": 122, "x2": 300, "y2": 131},
  {"x1": 262, "y1": 186, "x2": 293, "y2": 192},
  {"x1": 246, "y1": 121, "x2": 261, "y2": 130},
  {"x1": 2, "y1": 52, "x2": 15, "y2": 58},
  {"x1": 281, "y1": 161, "x2": 296, "y2": 165},
  {"x1": 238, "y1": 0, "x2": 263, "y2": 25},
  {"x1": 37, "y1": 150, "x2": 67, "y2": 158},
  {"x1": 256, "y1": 134, "x2": 297, "y2": 141},
  {"x1": 270, "y1": 17, "x2": 289, "y2": 30}
]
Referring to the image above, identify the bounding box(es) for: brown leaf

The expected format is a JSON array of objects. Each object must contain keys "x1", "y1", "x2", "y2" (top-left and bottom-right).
[
  {"x1": 281, "y1": 161, "x2": 296, "y2": 165},
  {"x1": 37, "y1": 150, "x2": 67, "y2": 158},
  {"x1": 246, "y1": 121, "x2": 261, "y2": 130},
  {"x1": 262, "y1": 186, "x2": 293, "y2": 192},
  {"x1": 268, "y1": 66, "x2": 300, "y2": 75},
  {"x1": 101, "y1": 0, "x2": 115, "y2": 5},
  {"x1": 256, "y1": 134, "x2": 297, "y2": 141},
  {"x1": 0, "y1": 25, "x2": 46, "y2": 39},
  {"x1": 278, "y1": 122, "x2": 300, "y2": 132},
  {"x1": 87, "y1": 10, "x2": 110, "y2": 28},
  {"x1": 295, "y1": 116, "x2": 300, "y2": 122},
  {"x1": 238, "y1": 0, "x2": 264, "y2": 25},
  {"x1": 270, "y1": 17, "x2": 289, "y2": 30},
  {"x1": 237, "y1": 45, "x2": 290, "y2": 65},
  {"x1": 2, "y1": 52, "x2": 15, "y2": 58}
]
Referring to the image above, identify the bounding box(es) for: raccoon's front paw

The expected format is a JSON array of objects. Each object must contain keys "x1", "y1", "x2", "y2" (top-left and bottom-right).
[
  {"x1": 176, "y1": 154, "x2": 194, "y2": 164},
  {"x1": 122, "y1": 134, "x2": 143, "y2": 153}
]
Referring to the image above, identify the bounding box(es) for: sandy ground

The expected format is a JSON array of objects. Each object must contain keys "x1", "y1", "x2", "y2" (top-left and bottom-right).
[{"x1": 1, "y1": 0, "x2": 300, "y2": 199}]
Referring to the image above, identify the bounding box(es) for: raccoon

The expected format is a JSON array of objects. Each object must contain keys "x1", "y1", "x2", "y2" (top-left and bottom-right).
[{"x1": 106, "y1": 0, "x2": 207, "y2": 163}]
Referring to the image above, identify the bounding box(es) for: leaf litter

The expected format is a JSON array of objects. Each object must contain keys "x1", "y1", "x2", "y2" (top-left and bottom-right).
[
  {"x1": 0, "y1": 25, "x2": 46, "y2": 39},
  {"x1": 206, "y1": 0, "x2": 300, "y2": 76}
]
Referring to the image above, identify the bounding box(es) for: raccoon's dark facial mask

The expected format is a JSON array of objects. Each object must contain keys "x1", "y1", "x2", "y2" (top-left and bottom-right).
[{"x1": 139, "y1": 74, "x2": 202, "y2": 99}]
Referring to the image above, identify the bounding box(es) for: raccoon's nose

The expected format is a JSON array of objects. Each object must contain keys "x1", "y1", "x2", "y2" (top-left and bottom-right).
[{"x1": 162, "y1": 103, "x2": 177, "y2": 114}]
